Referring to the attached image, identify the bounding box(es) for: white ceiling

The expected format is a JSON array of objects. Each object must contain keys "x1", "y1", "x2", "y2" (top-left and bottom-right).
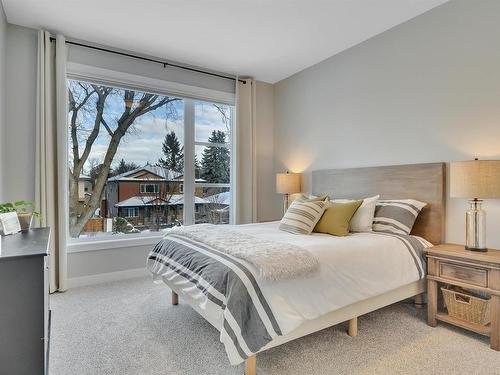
[{"x1": 2, "y1": 0, "x2": 448, "y2": 83}]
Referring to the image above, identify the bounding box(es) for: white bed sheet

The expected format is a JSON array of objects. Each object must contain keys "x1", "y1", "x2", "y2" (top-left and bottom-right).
[{"x1": 225, "y1": 221, "x2": 426, "y2": 334}]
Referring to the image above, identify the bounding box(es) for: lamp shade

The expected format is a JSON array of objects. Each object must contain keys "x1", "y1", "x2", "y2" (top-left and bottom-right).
[
  {"x1": 450, "y1": 160, "x2": 500, "y2": 198},
  {"x1": 276, "y1": 172, "x2": 301, "y2": 194}
]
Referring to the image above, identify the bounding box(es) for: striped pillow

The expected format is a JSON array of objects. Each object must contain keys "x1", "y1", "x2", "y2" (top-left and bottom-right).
[
  {"x1": 372, "y1": 199, "x2": 426, "y2": 235},
  {"x1": 294, "y1": 193, "x2": 329, "y2": 203},
  {"x1": 279, "y1": 200, "x2": 327, "y2": 235}
]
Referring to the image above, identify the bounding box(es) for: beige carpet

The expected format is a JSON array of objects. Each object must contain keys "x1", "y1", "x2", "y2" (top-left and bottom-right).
[{"x1": 49, "y1": 277, "x2": 500, "y2": 375}]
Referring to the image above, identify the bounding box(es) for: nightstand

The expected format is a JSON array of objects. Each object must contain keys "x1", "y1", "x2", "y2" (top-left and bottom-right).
[{"x1": 426, "y1": 244, "x2": 500, "y2": 350}]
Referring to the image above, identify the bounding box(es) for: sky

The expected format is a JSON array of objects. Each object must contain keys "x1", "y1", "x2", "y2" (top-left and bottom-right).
[{"x1": 69, "y1": 82, "x2": 232, "y2": 173}]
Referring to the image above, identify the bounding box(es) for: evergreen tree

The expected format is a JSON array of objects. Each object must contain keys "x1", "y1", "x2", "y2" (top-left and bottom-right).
[
  {"x1": 111, "y1": 159, "x2": 139, "y2": 176},
  {"x1": 194, "y1": 154, "x2": 202, "y2": 179},
  {"x1": 158, "y1": 131, "x2": 184, "y2": 173},
  {"x1": 200, "y1": 130, "x2": 230, "y2": 183}
]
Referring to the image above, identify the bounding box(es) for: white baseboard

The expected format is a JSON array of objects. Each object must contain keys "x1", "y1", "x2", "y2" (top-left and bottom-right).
[{"x1": 67, "y1": 267, "x2": 149, "y2": 289}]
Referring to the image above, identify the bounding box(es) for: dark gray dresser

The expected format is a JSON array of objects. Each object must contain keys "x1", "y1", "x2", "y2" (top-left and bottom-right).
[{"x1": 0, "y1": 228, "x2": 51, "y2": 375}]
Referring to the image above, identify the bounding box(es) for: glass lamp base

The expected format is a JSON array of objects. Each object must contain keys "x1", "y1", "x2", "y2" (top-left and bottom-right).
[
  {"x1": 465, "y1": 199, "x2": 487, "y2": 252},
  {"x1": 282, "y1": 194, "x2": 289, "y2": 216}
]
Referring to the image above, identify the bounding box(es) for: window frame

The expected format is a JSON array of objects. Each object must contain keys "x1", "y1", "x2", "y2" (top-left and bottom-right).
[
  {"x1": 123, "y1": 207, "x2": 139, "y2": 218},
  {"x1": 64, "y1": 63, "x2": 235, "y2": 253},
  {"x1": 140, "y1": 183, "x2": 159, "y2": 194}
]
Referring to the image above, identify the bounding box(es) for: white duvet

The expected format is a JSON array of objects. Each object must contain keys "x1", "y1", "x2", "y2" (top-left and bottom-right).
[{"x1": 221, "y1": 221, "x2": 428, "y2": 334}]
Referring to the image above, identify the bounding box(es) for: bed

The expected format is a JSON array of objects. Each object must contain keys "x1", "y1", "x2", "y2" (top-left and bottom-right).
[{"x1": 147, "y1": 162, "x2": 446, "y2": 375}]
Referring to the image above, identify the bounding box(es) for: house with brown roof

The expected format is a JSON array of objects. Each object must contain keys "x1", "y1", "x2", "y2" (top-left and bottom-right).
[{"x1": 104, "y1": 165, "x2": 213, "y2": 229}]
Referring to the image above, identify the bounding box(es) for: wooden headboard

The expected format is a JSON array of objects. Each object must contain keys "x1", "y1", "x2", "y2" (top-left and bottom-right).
[{"x1": 312, "y1": 162, "x2": 446, "y2": 244}]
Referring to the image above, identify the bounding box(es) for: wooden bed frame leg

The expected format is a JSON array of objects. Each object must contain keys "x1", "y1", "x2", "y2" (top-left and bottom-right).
[
  {"x1": 414, "y1": 293, "x2": 425, "y2": 309},
  {"x1": 171, "y1": 291, "x2": 179, "y2": 306},
  {"x1": 347, "y1": 317, "x2": 358, "y2": 337},
  {"x1": 245, "y1": 355, "x2": 256, "y2": 375}
]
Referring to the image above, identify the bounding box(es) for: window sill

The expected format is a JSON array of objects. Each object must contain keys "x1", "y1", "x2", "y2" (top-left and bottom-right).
[{"x1": 67, "y1": 234, "x2": 163, "y2": 253}]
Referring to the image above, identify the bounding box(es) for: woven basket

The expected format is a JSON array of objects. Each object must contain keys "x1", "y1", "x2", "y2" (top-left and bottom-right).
[{"x1": 441, "y1": 287, "x2": 491, "y2": 326}]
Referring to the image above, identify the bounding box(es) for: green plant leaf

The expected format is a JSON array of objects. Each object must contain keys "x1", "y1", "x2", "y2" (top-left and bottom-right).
[
  {"x1": 0, "y1": 203, "x2": 14, "y2": 213},
  {"x1": 0, "y1": 202, "x2": 15, "y2": 212},
  {"x1": 14, "y1": 200, "x2": 33, "y2": 207}
]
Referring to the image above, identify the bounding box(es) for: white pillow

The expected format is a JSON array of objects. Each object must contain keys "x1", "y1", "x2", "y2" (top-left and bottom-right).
[{"x1": 333, "y1": 195, "x2": 379, "y2": 232}]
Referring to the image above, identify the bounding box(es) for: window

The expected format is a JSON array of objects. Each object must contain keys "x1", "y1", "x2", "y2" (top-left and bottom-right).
[
  {"x1": 140, "y1": 184, "x2": 159, "y2": 194},
  {"x1": 194, "y1": 101, "x2": 232, "y2": 225},
  {"x1": 123, "y1": 207, "x2": 139, "y2": 217},
  {"x1": 67, "y1": 79, "x2": 234, "y2": 239}
]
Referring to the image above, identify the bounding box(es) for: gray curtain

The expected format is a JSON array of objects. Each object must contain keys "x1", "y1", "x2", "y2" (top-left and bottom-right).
[{"x1": 35, "y1": 30, "x2": 68, "y2": 292}]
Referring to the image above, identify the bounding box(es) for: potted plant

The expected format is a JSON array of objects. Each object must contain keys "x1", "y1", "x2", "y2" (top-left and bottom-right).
[{"x1": 0, "y1": 201, "x2": 41, "y2": 232}]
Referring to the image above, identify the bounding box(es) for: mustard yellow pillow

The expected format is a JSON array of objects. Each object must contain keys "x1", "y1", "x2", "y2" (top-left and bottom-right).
[{"x1": 313, "y1": 200, "x2": 363, "y2": 236}]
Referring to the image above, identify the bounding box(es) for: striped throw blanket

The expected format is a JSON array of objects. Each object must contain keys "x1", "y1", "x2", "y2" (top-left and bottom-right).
[{"x1": 147, "y1": 231, "x2": 284, "y2": 365}]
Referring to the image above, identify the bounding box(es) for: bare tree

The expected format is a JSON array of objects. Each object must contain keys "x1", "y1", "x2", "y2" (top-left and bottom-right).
[
  {"x1": 68, "y1": 82, "x2": 180, "y2": 237},
  {"x1": 201, "y1": 190, "x2": 230, "y2": 224},
  {"x1": 139, "y1": 169, "x2": 179, "y2": 231},
  {"x1": 212, "y1": 103, "x2": 231, "y2": 134}
]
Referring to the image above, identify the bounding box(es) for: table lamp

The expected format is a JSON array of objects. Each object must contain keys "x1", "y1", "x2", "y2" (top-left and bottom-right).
[
  {"x1": 450, "y1": 159, "x2": 500, "y2": 251},
  {"x1": 276, "y1": 172, "x2": 301, "y2": 215}
]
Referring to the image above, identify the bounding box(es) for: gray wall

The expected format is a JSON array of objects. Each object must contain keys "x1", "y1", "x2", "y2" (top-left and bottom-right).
[
  {"x1": 274, "y1": 0, "x2": 500, "y2": 248},
  {"x1": 0, "y1": 2, "x2": 6, "y2": 201},
  {"x1": 3, "y1": 25, "x2": 37, "y2": 203},
  {"x1": 68, "y1": 245, "x2": 151, "y2": 278}
]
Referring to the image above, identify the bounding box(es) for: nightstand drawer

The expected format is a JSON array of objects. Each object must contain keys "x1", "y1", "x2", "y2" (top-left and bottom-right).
[{"x1": 439, "y1": 262, "x2": 488, "y2": 287}]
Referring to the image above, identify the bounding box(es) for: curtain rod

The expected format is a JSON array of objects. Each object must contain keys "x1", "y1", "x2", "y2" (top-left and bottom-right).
[{"x1": 49, "y1": 37, "x2": 246, "y2": 84}]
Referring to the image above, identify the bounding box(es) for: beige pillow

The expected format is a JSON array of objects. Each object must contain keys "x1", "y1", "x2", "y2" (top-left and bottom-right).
[
  {"x1": 313, "y1": 200, "x2": 363, "y2": 236},
  {"x1": 279, "y1": 200, "x2": 328, "y2": 235}
]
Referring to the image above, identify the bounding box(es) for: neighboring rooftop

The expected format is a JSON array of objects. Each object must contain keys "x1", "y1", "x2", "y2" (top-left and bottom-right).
[
  {"x1": 115, "y1": 194, "x2": 210, "y2": 207},
  {"x1": 204, "y1": 191, "x2": 230, "y2": 205},
  {"x1": 107, "y1": 165, "x2": 183, "y2": 182}
]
